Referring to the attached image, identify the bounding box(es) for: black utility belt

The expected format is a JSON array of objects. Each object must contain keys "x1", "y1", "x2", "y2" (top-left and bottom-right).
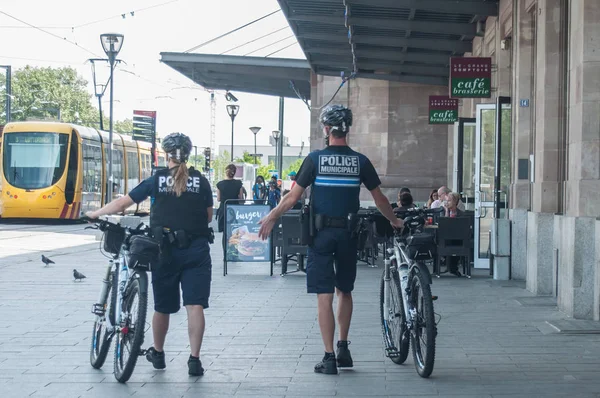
[
  {"x1": 153, "y1": 227, "x2": 215, "y2": 249},
  {"x1": 314, "y1": 213, "x2": 360, "y2": 233}
]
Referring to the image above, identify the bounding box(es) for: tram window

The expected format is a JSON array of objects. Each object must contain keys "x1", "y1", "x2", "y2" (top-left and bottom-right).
[
  {"x1": 65, "y1": 130, "x2": 79, "y2": 204},
  {"x1": 141, "y1": 153, "x2": 151, "y2": 180},
  {"x1": 82, "y1": 140, "x2": 102, "y2": 194},
  {"x1": 3, "y1": 132, "x2": 68, "y2": 189},
  {"x1": 127, "y1": 151, "x2": 139, "y2": 190},
  {"x1": 112, "y1": 149, "x2": 124, "y2": 196},
  {"x1": 158, "y1": 156, "x2": 166, "y2": 167}
]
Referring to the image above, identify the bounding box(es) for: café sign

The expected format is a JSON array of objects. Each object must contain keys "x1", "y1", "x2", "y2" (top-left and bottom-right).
[
  {"x1": 429, "y1": 96, "x2": 459, "y2": 124},
  {"x1": 450, "y1": 57, "x2": 492, "y2": 98}
]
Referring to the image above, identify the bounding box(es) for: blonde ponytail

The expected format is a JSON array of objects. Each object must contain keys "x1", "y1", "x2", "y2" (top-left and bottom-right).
[{"x1": 172, "y1": 160, "x2": 189, "y2": 197}]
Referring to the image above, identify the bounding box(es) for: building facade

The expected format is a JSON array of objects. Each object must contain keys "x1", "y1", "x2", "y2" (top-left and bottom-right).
[{"x1": 307, "y1": 0, "x2": 600, "y2": 320}]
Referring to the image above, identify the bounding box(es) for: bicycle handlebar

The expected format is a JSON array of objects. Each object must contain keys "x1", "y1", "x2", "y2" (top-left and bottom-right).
[{"x1": 81, "y1": 216, "x2": 150, "y2": 235}]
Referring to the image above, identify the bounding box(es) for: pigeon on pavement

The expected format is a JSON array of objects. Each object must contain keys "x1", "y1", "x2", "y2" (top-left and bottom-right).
[
  {"x1": 41, "y1": 255, "x2": 55, "y2": 267},
  {"x1": 73, "y1": 269, "x2": 87, "y2": 282}
]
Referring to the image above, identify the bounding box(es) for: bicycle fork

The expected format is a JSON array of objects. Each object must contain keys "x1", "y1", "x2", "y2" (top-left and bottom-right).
[{"x1": 91, "y1": 261, "x2": 116, "y2": 333}]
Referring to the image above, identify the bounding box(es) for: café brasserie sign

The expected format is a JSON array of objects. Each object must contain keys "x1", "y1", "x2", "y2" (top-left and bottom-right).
[
  {"x1": 450, "y1": 57, "x2": 492, "y2": 98},
  {"x1": 429, "y1": 96, "x2": 459, "y2": 124}
]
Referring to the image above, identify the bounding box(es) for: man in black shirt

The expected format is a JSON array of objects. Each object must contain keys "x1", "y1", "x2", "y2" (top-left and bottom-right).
[{"x1": 258, "y1": 105, "x2": 403, "y2": 375}]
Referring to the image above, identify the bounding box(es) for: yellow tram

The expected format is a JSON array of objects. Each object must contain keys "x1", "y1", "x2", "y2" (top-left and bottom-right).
[{"x1": 0, "y1": 121, "x2": 166, "y2": 219}]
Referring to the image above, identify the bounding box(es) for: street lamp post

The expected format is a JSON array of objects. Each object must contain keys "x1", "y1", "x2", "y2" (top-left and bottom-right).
[
  {"x1": 249, "y1": 126, "x2": 261, "y2": 165},
  {"x1": 226, "y1": 105, "x2": 240, "y2": 162},
  {"x1": 100, "y1": 33, "x2": 124, "y2": 205},
  {"x1": 272, "y1": 130, "x2": 280, "y2": 176}
]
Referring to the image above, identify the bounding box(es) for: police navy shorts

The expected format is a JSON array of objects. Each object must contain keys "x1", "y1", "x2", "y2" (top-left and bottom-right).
[
  {"x1": 151, "y1": 237, "x2": 212, "y2": 314},
  {"x1": 307, "y1": 228, "x2": 358, "y2": 294}
]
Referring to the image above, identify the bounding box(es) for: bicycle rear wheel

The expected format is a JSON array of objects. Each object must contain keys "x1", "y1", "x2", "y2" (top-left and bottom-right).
[
  {"x1": 379, "y1": 267, "x2": 409, "y2": 364},
  {"x1": 90, "y1": 270, "x2": 117, "y2": 369},
  {"x1": 114, "y1": 272, "x2": 148, "y2": 383},
  {"x1": 409, "y1": 263, "x2": 436, "y2": 378}
]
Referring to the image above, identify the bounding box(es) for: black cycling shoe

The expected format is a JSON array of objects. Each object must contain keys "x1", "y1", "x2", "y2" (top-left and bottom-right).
[
  {"x1": 188, "y1": 356, "x2": 204, "y2": 376},
  {"x1": 314, "y1": 354, "x2": 338, "y2": 375},
  {"x1": 146, "y1": 347, "x2": 166, "y2": 370},
  {"x1": 336, "y1": 341, "x2": 353, "y2": 368}
]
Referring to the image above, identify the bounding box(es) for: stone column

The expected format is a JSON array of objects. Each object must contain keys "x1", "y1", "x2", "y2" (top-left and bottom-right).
[
  {"x1": 566, "y1": 0, "x2": 600, "y2": 217},
  {"x1": 531, "y1": 0, "x2": 562, "y2": 213},
  {"x1": 511, "y1": 0, "x2": 535, "y2": 209}
]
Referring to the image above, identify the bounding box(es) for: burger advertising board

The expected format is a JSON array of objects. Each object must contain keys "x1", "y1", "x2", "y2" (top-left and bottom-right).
[{"x1": 225, "y1": 203, "x2": 271, "y2": 262}]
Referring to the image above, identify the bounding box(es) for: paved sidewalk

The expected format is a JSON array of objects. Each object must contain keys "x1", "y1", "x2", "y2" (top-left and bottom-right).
[{"x1": 1, "y1": 222, "x2": 600, "y2": 397}]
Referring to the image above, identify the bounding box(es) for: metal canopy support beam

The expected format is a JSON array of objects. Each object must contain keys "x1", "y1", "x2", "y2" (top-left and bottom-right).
[
  {"x1": 310, "y1": 0, "x2": 499, "y2": 17},
  {"x1": 297, "y1": 32, "x2": 473, "y2": 53},
  {"x1": 288, "y1": 14, "x2": 477, "y2": 36},
  {"x1": 311, "y1": 58, "x2": 449, "y2": 77},
  {"x1": 304, "y1": 45, "x2": 450, "y2": 65},
  {"x1": 316, "y1": 69, "x2": 448, "y2": 86}
]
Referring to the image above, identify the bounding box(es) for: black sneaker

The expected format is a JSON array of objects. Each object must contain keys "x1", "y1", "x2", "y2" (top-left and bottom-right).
[
  {"x1": 314, "y1": 353, "x2": 338, "y2": 375},
  {"x1": 188, "y1": 355, "x2": 204, "y2": 376},
  {"x1": 336, "y1": 341, "x2": 353, "y2": 368},
  {"x1": 146, "y1": 347, "x2": 166, "y2": 369}
]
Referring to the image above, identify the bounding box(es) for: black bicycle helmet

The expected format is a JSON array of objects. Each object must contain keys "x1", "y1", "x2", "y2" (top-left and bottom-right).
[
  {"x1": 161, "y1": 132, "x2": 192, "y2": 162},
  {"x1": 320, "y1": 104, "x2": 353, "y2": 134}
]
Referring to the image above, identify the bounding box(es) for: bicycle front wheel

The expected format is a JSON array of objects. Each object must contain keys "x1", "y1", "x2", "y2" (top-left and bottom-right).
[
  {"x1": 90, "y1": 270, "x2": 117, "y2": 369},
  {"x1": 114, "y1": 272, "x2": 148, "y2": 383},
  {"x1": 379, "y1": 267, "x2": 409, "y2": 364},
  {"x1": 409, "y1": 263, "x2": 436, "y2": 378}
]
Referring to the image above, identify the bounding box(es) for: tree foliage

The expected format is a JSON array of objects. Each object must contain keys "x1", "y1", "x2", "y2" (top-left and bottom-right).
[
  {"x1": 0, "y1": 66, "x2": 135, "y2": 133},
  {"x1": 283, "y1": 158, "x2": 303, "y2": 179},
  {"x1": 1, "y1": 66, "x2": 97, "y2": 125}
]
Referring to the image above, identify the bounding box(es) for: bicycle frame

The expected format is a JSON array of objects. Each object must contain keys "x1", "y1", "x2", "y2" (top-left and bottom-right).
[
  {"x1": 383, "y1": 234, "x2": 434, "y2": 333},
  {"x1": 94, "y1": 248, "x2": 133, "y2": 337}
]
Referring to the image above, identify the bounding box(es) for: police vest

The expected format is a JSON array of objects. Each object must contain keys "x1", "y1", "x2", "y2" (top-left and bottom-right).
[
  {"x1": 150, "y1": 167, "x2": 211, "y2": 235},
  {"x1": 308, "y1": 146, "x2": 367, "y2": 218}
]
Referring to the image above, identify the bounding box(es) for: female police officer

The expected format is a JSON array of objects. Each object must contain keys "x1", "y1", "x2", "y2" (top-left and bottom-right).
[
  {"x1": 86, "y1": 133, "x2": 213, "y2": 377},
  {"x1": 258, "y1": 105, "x2": 403, "y2": 375}
]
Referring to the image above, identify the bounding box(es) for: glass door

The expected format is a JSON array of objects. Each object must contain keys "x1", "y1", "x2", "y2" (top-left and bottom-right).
[
  {"x1": 474, "y1": 104, "x2": 496, "y2": 269},
  {"x1": 454, "y1": 118, "x2": 476, "y2": 210}
]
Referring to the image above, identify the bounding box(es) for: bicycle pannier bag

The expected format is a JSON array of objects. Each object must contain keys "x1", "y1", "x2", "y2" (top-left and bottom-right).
[
  {"x1": 103, "y1": 225, "x2": 126, "y2": 255},
  {"x1": 128, "y1": 235, "x2": 160, "y2": 270}
]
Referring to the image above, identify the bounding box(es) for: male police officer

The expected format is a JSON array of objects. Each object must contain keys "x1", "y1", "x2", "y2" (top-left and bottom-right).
[
  {"x1": 87, "y1": 133, "x2": 213, "y2": 376},
  {"x1": 259, "y1": 105, "x2": 403, "y2": 374}
]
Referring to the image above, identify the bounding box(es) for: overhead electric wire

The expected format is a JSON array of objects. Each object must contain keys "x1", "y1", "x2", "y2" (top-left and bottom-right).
[
  {"x1": 243, "y1": 35, "x2": 294, "y2": 56},
  {"x1": 0, "y1": 11, "x2": 100, "y2": 57},
  {"x1": 220, "y1": 26, "x2": 289, "y2": 55},
  {"x1": 265, "y1": 42, "x2": 297, "y2": 57},
  {"x1": 72, "y1": 0, "x2": 181, "y2": 29},
  {"x1": 184, "y1": 9, "x2": 281, "y2": 53}
]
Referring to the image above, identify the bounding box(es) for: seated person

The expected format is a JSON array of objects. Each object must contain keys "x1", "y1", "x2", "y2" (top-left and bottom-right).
[
  {"x1": 391, "y1": 188, "x2": 416, "y2": 209},
  {"x1": 425, "y1": 189, "x2": 438, "y2": 208},
  {"x1": 431, "y1": 186, "x2": 465, "y2": 211},
  {"x1": 393, "y1": 192, "x2": 415, "y2": 212},
  {"x1": 442, "y1": 192, "x2": 464, "y2": 277}
]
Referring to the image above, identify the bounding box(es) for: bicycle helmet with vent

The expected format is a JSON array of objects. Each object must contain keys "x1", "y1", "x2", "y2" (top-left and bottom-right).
[
  {"x1": 161, "y1": 132, "x2": 192, "y2": 162},
  {"x1": 320, "y1": 105, "x2": 353, "y2": 134}
]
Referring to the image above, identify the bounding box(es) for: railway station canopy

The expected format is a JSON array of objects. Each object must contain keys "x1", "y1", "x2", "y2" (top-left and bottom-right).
[
  {"x1": 278, "y1": 0, "x2": 498, "y2": 86},
  {"x1": 161, "y1": 0, "x2": 497, "y2": 97},
  {"x1": 160, "y1": 52, "x2": 311, "y2": 100}
]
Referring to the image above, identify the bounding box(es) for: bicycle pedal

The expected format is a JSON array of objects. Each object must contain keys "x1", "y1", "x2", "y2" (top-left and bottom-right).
[
  {"x1": 432, "y1": 295, "x2": 438, "y2": 301},
  {"x1": 138, "y1": 348, "x2": 148, "y2": 356},
  {"x1": 91, "y1": 303, "x2": 105, "y2": 316},
  {"x1": 385, "y1": 347, "x2": 400, "y2": 358}
]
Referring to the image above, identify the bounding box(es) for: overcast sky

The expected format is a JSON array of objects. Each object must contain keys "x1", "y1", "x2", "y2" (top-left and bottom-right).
[{"x1": 0, "y1": 0, "x2": 310, "y2": 150}]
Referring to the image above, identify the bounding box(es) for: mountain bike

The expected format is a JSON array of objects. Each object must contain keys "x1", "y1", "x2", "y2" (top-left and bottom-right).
[
  {"x1": 86, "y1": 215, "x2": 156, "y2": 383},
  {"x1": 362, "y1": 207, "x2": 442, "y2": 378}
]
